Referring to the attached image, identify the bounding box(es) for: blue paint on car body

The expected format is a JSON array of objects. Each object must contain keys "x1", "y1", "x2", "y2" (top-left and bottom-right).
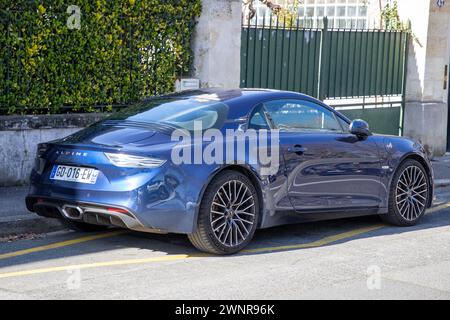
[{"x1": 26, "y1": 89, "x2": 434, "y2": 236}]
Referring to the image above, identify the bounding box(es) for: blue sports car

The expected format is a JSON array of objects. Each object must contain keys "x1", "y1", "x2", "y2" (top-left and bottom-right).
[{"x1": 26, "y1": 89, "x2": 434, "y2": 254}]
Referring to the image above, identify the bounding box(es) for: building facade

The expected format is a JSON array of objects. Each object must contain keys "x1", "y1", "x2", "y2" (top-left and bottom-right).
[{"x1": 250, "y1": 0, "x2": 388, "y2": 28}]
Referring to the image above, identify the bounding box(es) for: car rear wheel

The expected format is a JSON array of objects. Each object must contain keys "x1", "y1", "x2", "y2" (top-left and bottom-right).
[
  {"x1": 188, "y1": 170, "x2": 259, "y2": 255},
  {"x1": 381, "y1": 159, "x2": 430, "y2": 226}
]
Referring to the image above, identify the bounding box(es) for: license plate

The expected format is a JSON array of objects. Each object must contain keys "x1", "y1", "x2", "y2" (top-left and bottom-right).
[{"x1": 50, "y1": 165, "x2": 99, "y2": 184}]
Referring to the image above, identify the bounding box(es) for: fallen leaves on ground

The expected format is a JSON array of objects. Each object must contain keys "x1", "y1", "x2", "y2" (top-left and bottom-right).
[{"x1": 0, "y1": 233, "x2": 45, "y2": 243}]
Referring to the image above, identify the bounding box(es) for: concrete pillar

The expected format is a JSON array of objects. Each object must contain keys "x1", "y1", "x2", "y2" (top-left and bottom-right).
[
  {"x1": 397, "y1": 0, "x2": 450, "y2": 156},
  {"x1": 367, "y1": 0, "x2": 383, "y2": 29},
  {"x1": 192, "y1": 0, "x2": 242, "y2": 89}
]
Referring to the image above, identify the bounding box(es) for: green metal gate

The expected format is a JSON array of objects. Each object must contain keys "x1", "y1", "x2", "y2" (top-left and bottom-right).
[{"x1": 240, "y1": 16, "x2": 410, "y2": 136}]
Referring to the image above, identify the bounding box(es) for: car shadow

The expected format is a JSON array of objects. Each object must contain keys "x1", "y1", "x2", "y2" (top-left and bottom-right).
[
  {"x1": 247, "y1": 208, "x2": 450, "y2": 253},
  {"x1": 0, "y1": 206, "x2": 449, "y2": 270}
]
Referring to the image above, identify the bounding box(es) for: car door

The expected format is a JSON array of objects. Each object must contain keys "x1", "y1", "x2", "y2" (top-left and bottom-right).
[
  {"x1": 262, "y1": 98, "x2": 383, "y2": 212},
  {"x1": 247, "y1": 104, "x2": 294, "y2": 212}
]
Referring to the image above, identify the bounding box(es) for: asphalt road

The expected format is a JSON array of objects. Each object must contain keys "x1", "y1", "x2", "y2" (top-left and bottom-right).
[{"x1": 1, "y1": 199, "x2": 450, "y2": 299}]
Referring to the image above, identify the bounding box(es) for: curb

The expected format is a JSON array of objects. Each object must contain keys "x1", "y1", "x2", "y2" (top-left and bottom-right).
[{"x1": 0, "y1": 216, "x2": 66, "y2": 238}]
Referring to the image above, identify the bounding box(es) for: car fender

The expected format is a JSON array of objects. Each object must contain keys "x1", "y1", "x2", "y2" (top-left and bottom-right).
[{"x1": 191, "y1": 163, "x2": 267, "y2": 232}]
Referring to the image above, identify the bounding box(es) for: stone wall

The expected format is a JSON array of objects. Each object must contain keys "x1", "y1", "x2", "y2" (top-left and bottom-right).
[{"x1": 0, "y1": 113, "x2": 107, "y2": 186}]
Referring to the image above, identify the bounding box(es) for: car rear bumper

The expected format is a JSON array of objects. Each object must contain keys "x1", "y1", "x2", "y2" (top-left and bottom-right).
[
  {"x1": 26, "y1": 181, "x2": 199, "y2": 234},
  {"x1": 26, "y1": 195, "x2": 168, "y2": 234}
]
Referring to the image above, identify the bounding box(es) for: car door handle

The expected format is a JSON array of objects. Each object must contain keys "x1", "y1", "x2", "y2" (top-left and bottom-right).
[{"x1": 288, "y1": 145, "x2": 307, "y2": 155}]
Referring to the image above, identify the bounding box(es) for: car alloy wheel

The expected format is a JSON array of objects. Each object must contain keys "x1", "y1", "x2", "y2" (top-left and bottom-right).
[
  {"x1": 188, "y1": 170, "x2": 259, "y2": 254},
  {"x1": 395, "y1": 165, "x2": 428, "y2": 221},
  {"x1": 210, "y1": 180, "x2": 256, "y2": 247}
]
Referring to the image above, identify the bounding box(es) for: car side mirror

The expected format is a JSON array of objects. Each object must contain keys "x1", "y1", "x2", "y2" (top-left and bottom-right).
[{"x1": 349, "y1": 119, "x2": 372, "y2": 138}]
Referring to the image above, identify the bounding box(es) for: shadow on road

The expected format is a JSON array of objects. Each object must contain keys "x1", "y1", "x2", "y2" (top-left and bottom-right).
[{"x1": 0, "y1": 207, "x2": 449, "y2": 270}]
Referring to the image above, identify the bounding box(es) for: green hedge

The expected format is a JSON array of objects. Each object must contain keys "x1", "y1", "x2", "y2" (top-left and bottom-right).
[{"x1": 0, "y1": 0, "x2": 202, "y2": 115}]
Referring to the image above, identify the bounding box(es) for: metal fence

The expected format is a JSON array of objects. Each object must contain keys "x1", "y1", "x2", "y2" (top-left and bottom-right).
[{"x1": 241, "y1": 16, "x2": 410, "y2": 136}]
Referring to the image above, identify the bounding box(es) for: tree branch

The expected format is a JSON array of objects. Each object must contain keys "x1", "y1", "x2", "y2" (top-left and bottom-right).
[{"x1": 243, "y1": 0, "x2": 282, "y2": 21}]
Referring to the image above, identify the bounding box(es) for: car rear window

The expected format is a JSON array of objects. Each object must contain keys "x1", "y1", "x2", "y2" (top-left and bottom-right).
[{"x1": 109, "y1": 95, "x2": 229, "y2": 131}]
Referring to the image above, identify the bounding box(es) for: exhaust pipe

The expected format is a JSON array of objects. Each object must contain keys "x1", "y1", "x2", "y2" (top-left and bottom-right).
[{"x1": 61, "y1": 204, "x2": 84, "y2": 220}]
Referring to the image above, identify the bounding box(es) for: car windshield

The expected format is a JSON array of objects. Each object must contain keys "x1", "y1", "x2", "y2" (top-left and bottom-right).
[{"x1": 108, "y1": 95, "x2": 229, "y2": 131}]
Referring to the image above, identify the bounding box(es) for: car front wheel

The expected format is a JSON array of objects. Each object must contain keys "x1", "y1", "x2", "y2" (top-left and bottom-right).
[
  {"x1": 188, "y1": 170, "x2": 259, "y2": 255},
  {"x1": 381, "y1": 159, "x2": 431, "y2": 226}
]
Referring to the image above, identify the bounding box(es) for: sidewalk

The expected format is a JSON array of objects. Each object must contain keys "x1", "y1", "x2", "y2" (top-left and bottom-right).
[
  {"x1": 0, "y1": 186, "x2": 63, "y2": 238},
  {"x1": 431, "y1": 154, "x2": 450, "y2": 187},
  {"x1": 1, "y1": 156, "x2": 450, "y2": 238}
]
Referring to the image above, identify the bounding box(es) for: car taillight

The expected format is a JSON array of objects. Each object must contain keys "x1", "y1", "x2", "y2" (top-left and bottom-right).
[
  {"x1": 34, "y1": 144, "x2": 49, "y2": 174},
  {"x1": 104, "y1": 153, "x2": 166, "y2": 168}
]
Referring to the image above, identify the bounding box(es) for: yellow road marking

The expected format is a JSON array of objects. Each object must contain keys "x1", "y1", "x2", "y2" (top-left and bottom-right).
[
  {"x1": 0, "y1": 225, "x2": 382, "y2": 279},
  {"x1": 0, "y1": 202, "x2": 448, "y2": 279},
  {"x1": 0, "y1": 254, "x2": 206, "y2": 279},
  {"x1": 241, "y1": 201, "x2": 450, "y2": 255},
  {"x1": 242, "y1": 224, "x2": 384, "y2": 254},
  {"x1": 426, "y1": 202, "x2": 450, "y2": 214},
  {"x1": 0, "y1": 230, "x2": 128, "y2": 260}
]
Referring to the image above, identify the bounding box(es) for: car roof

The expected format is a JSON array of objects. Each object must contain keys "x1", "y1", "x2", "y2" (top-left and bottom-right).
[
  {"x1": 154, "y1": 88, "x2": 329, "y2": 119},
  {"x1": 172, "y1": 88, "x2": 312, "y2": 103}
]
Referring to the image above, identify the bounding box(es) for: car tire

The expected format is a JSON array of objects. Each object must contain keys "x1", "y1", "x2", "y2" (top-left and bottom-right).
[
  {"x1": 62, "y1": 219, "x2": 110, "y2": 232},
  {"x1": 188, "y1": 170, "x2": 260, "y2": 255},
  {"x1": 381, "y1": 159, "x2": 431, "y2": 227}
]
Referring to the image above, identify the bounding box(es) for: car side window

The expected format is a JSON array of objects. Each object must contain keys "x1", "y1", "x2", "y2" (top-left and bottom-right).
[
  {"x1": 262, "y1": 99, "x2": 342, "y2": 132},
  {"x1": 248, "y1": 104, "x2": 271, "y2": 130},
  {"x1": 337, "y1": 117, "x2": 350, "y2": 132}
]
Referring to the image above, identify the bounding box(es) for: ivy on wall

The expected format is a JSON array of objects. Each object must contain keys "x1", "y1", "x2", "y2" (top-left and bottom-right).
[{"x1": 0, "y1": 0, "x2": 202, "y2": 115}]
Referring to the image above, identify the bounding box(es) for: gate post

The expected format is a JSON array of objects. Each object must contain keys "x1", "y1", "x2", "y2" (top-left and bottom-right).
[
  {"x1": 318, "y1": 17, "x2": 328, "y2": 101},
  {"x1": 400, "y1": 29, "x2": 410, "y2": 136},
  {"x1": 191, "y1": 0, "x2": 242, "y2": 89}
]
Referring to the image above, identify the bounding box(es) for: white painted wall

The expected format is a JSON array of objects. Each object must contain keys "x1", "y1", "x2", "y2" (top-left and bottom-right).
[
  {"x1": 397, "y1": 0, "x2": 450, "y2": 156},
  {"x1": 0, "y1": 128, "x2": 80, "y2": 186},
  {"x1": 423, "y1": 2, "x2": 450, "y2": 103},
  {"x1": 192, "y1": 0, "x2": 242, "y2": 89},
  {"x1": 397, "y1": 0, "x2": 432, "y2": 102}
]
